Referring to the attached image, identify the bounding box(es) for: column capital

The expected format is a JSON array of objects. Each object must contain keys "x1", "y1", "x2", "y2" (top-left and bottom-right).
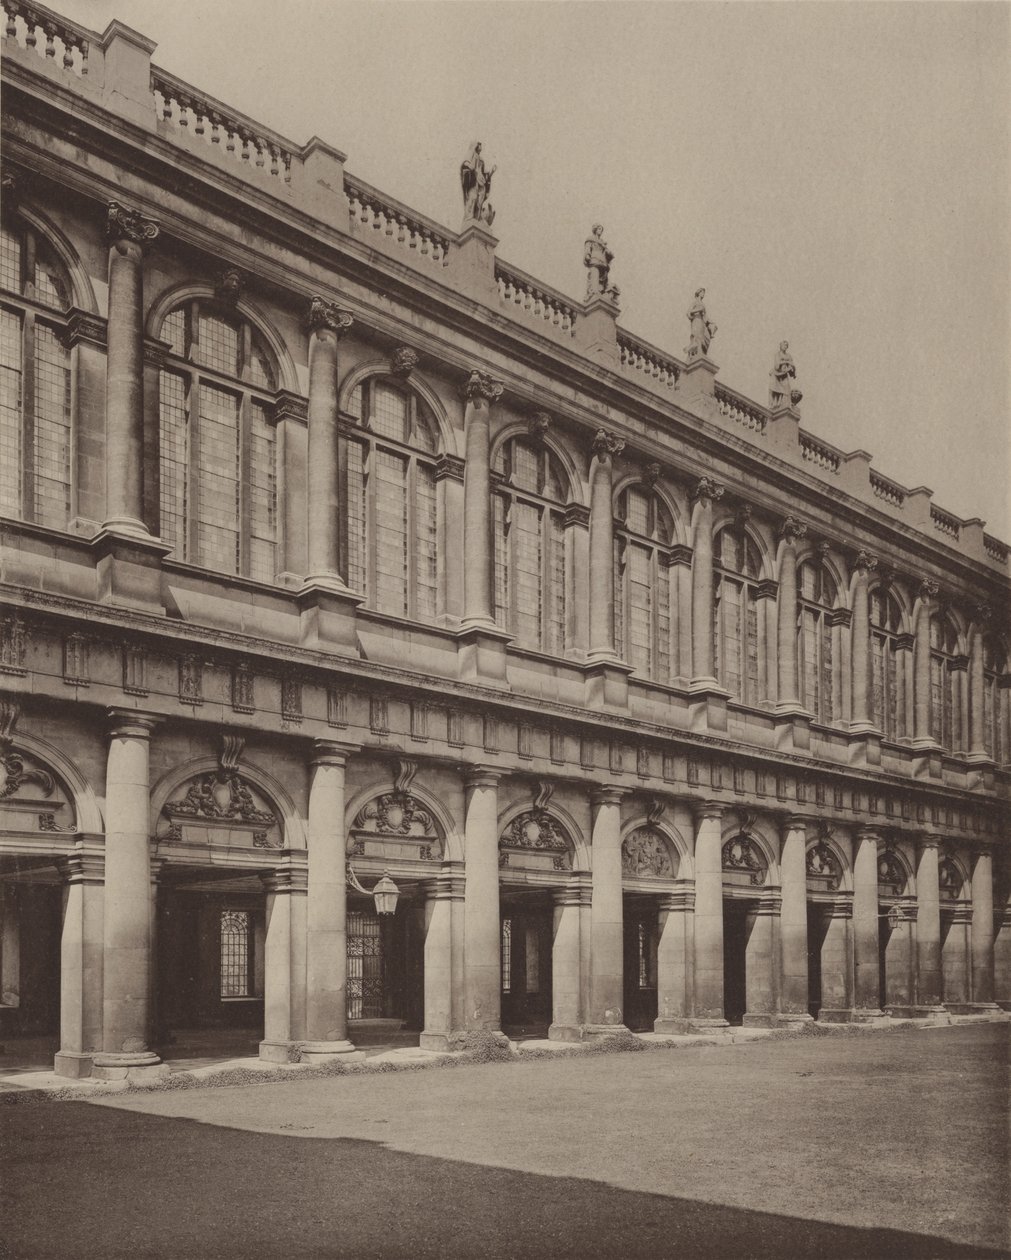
[
  {"x1": 918, "y1": 578, "x2": 940, "y2": 602},
  {"x1": 106, "y1": 200, "x2": 160, "y2": 247},
  {"x1": 260, "y1": 863, "x2": 308, "y2": 895},
  {"x1": 693, "y1": 799, "x2": 724, "y2": 823},
  {"x1": 782, "y1": 814, "x2": 809, "y2": 832},
  {"x1": 777, "y1": 515, "x2": 808, "y2": 543},
  {"x1": 312, "y1": 738, "x2": 359, "y2": 768},
  {"x1": 461, "y1": 370, "x2": 503, "y2": 404},
  {"x1": 916, "y1": 833, "x2": 941, "y2": 854},
  {"x1": 855, "y1": 826, "x2": 883, "y2": 843},
  {"x1": 591, "y1": 429, "x2": 625, "y2": 460},
  {"x1": 591, "y1": 785, "x2": 629, "y2": 807},
  {"x1": 463, "y1": 765, "x2": 501, "y2": 789},
  {"x1": 308, "y1": 296, "x2": 354, "y2": 335},
  {"x1": 107, "y1": 708, "x2": 160, "y2": 740},
  {"x1": 690, "y1": 476, "x2": 724, "y2": 505},
  {"x1": 853, "y1": 548, "x2": 878, "y2": 575},
  {"x1": 57, "y1": 844, "x2": 105, "y2": 885}
]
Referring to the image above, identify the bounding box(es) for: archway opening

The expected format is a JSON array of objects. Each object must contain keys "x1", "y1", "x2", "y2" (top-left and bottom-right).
[
  {"x1": 500, "y1": 891, "x2": 553, "y2": 1037},
  {"x1": 622, "y1": 895, "x2": 659, "y2": 1031}
]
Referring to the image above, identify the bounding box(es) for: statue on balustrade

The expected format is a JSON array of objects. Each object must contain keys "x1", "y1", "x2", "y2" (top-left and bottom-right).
[
  {"x1": 686, "y1": 287, "x2": 717, "y2": 358},
  {"x1": 584, "y1": 224, "x2": 620, "y2": 302},
  {"x1": 460, "y1": 141, "x2": 497, "y2": 227},
  {"x1": 769, "y1": 340, "x2": 803, "y2": 410}
]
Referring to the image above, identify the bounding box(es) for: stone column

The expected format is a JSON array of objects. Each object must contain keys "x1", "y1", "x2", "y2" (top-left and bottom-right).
[
  {"x1": 420, "y1": 864, "x2": 463, "y2": 1050},
  {"x1": 775, "y1": 517, "x2": 806, "y2": 710},
  {"x1": 970, "y1": 848, "x2": 998, "y2": 1008},
  {"x1": 853, "y1": 829, "x2": 884, "y2": 1018},
  {"x1": 305, "y1": 298, "x2": 354, "y2": 589},
  {"x1": 913, "y1": 580, "x2": 938, "y2": 746},
  {"x1": 259, "y1": 855, "x2": 308, "y2": 1062},
  {"x1": 655, "y1": 887, "x2": 694, "y2": 1033},
  {"x1": 463, "y1": 768, "x2": 502, "y2": 1031},
  {"x1": 461, "y1": 372, "x2": 503, "y2": 629},
  {"x1": 941, "y1": 906, "x2": 972, "y2": 1009},
  {"x1": 689, "y1": 478, "x2": 723, "y2": 687},
  {"x1": 968, "y1": 628, "x2": 989, "y2": 760},
  {"x1": 93, "y1": 711, "x2": 164, "y2": 1081},
  {"x1": 54, "y1": 841, "x2": 105, "y2": 1078},
  {"x1": 778, "y1": 816, "x2": 811, "y2": 1023},
  {"x1": 817, "y1": 897, "x2": 855, "y2": 1022},
  {"x1": 690, "y1": 801, "x2": 728, "y2": 1028},
  {"x1": 586, "y1": 787, "x2": 629, "y2": 1033},
  {"x1": 303, "y1": 740, "x2": 363, "y2": 1060},
  {"x1": 850, "y1": 550, "x2": 877, "y2": 729},
  {"x1": 742, "y1": 891, "x2": 780, "y2": 1026},
  {"x1": 914, "y1": 836, "x2": 945, "y2": 1012},
  {"x1": 549, "y1": 885, "x2": 583, "y2": 1041},
  {"x1": 993, "y1": 857, "x2": 1011, "y2": 1010},
  {"x1": 587, "y1": 430, "x2": 624, "y2": 662},
  {"x1": 103, "y1": 201, "x2": 159, "y2": 536}
]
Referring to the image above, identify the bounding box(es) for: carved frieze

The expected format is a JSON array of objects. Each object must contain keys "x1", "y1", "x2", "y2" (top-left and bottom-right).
[
  {"x1": 327, "y1": 685, "x2": 348, "y2": 728},
  {"x1": 806, "y1": 839, "x2": 842, "y2": 891},
  {"x1": 63, "y1": 634, "x2": 90, "y2": 686},
  {"x1": 178, "y1": 654, "x2": 203, "y2": 705},
  {"x1": 622, "y1": 825, "x2": 675, "y2": 879},
  {"x1": 877, "y1": 847, "x2": 907, "y2": 895},
  {"x1": 159, "y1": 735, "x2": 280, "y2": 848},
  {"x1": 350, "y1": 760, "x2": 441, "y2": 863},
  {"x1": 0, "y1": 614, "x2": 27, "y2": 675},
  {"x1": 721, "y1": 834, "x2": 767, "y2": 887},
  {"x1": 123, "y1": 645, "x2": 147, "y2": 696},
  {"x1": 281, "y1": 675, "x2": 302, "y2": 724},
  {"x1": 231, "y1": 662, "x2": 255, "y2": 714},
  {"x1": 499, "y1": 784, "x2": 573, "y2": 872},
  {"x1": 938, "y1": 855, "x2": 964, "y2": 900}
]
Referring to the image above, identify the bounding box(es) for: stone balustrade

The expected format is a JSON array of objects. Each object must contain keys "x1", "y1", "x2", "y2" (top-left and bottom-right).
[
  {"x1": 930, "y1": 504, "x2": 960, "y2": 540},
  {"x1": 2, "y1": 0, "x2": 88, "y2": 74},
  {"x1": 345, "y1": 174, "x2": 452, "y2": 266},
  {"x1": 495, "y1": 262, "x2": 577, "y2": 334},
  {"x1": 714, "y1": 382, "x2": 767, "y2": 433},
  {"x1": 616, "y1": 330, "x2": 681, "y2": 389},
  {"x1": 799, "y1": 431, "x2": 842, "y2": 474},
  {"x1": 984, "y1": 534, "x2": 1008, "y2": 564},
  {"x1": 870, "y1": 470, "x2": 906, "y2": 508}
]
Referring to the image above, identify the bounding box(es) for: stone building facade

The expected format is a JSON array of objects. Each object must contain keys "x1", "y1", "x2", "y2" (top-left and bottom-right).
[{"x1": 1, "y1": 2, "x2": 1008, "y2": 1080}]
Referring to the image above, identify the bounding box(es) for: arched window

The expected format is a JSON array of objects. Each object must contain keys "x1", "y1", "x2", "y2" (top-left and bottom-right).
[
  {"x1": 982, "y1": 638, "x2": 1008, "y2": 763},
  {"x1": 345, "y1": 376, "x2": 439, "y2": 621},
  {"x1": 613, "y1": 485, "x2": 673, "y2": 680},
  {"x1": 493, "y1": 436, "x2": 568, "y2": 653},
  {"x1": 714, "y1": 525, "x2": 762, "y2": 703},
  {"x1": 158, "y1": 300, "x2": 279, "y2": 580},
  {"x1": 0, "y1": 213, "x2": 72, "y2": 528},
  {"x1": 797, "y1": 559, "x2": 838, "y2": 723},
  {"x1": 870, "y1": 588, "x2": 906, "y2": 739},
  {"x1": 929, "y1": 614, "x2": 961, "y2": 750}
]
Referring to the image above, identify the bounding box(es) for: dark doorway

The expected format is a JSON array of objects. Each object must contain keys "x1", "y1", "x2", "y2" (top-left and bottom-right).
[
  {"x1": 501, "y1": 900, "x2": 552, "y2": 1036},
  {"x1": 807, "y1": 905, "x2": 829, "y2": 1018},
  {"x1": 878, "y1": 910, "x2": 891, "y2": 1008},
  {"x1": 623, "y1": 900, "x2": 658, "y2": 1031},
  {"x1": 723, "y1": 899, "x2": 749, "y2": 1025},
  {"x1": 0, "y1": 883, "x2": 61, "y2": 1042},
  {"x1": 347, "y1": 898, "x2": 424, "y2": 1030}
]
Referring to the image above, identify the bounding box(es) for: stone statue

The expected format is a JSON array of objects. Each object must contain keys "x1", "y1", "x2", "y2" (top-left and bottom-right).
[
  {"x1": 460, "y1": 141, "x2": 496, "y2": 227},
  {"x1": 686, "y1": 287, "x2": 717, "y2": 358},
  {"x1": 584, "y1": 224, "x2": 619, "y2": 302},
  {"x1": 769, "y1": 340, "x2": 802, "y2": 410}
]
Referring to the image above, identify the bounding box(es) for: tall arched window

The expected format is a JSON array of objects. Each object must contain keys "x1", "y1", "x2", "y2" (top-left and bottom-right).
[
  {"x1": 613, "y1": 485, "x2": 673, "y2": 680},
  {"x1": 344, "y1": 376, "x2": 439, "y2": 621},
  {"x1": 493, "y1": 435, "x2": 568, "y2": 653},
  {"x1": 0, "y1": 213, "x2": 72, "y2": 529},
  {"x1": 929, "y1": 613, "x2": 961, "y2": 750},
  {"x1": 797, "y1": 558, "x2": 838, "y2": 723},
  {"x1": 158, "y1": 300, "x2": 279, "y2": 580},
  {"x1": 870, "y1": 588, "x2": 906, "y2": 739},
  {"x1": 982, "y1": 638, "x2": 1008, "y2": 763},
  {"x1": 714, "y1": 525, "x2": 761, "y2": 703}
]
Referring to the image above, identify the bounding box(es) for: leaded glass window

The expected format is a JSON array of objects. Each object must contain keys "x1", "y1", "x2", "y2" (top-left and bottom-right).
[
  {"x1": 219, "y1": 909, "x2": 252, "y2": 998},
  {"x1": 714, "y1": 526, "x2": 762, "y2": 704},
  {"x1": 982, "y1": 639, "x2": 1009, "y2": 763},
  {"x1": 344, "y1": 376, "x2": 440, "y2": 621},
  {"x1": 929, "y1": 614, "x2": 960, "y2": 750},
  {"x1": 0, "y1": 217, "x2": 73, "y2": 528},
  {"x1": 614, "y1": 485, "x2": 674, "y2": 681},
  {"x1": 798, "y1": 560, "x2": 838, "y2": 723},
  {"x1": 501, "y1": 918, "x2": 513, "y2": 994},
  {"x1": 870, "y1": 589, "x2": 905, "y2": 739},
  {"x1": 493, "y1": 437, "x2": 569, "y2": 653},
  {"x1": 157, "y1": 301, "x2": 279, "y2": 579}
]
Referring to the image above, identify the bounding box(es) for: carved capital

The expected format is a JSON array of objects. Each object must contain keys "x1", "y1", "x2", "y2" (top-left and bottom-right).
[
  {"x1": 693, "y1": 799, "x2": 724, "y2": 823},
  {"x1": 527, "y1": 411, "x2": 552, "y2": 439},
  {"x1": 106, "y1": 201, "x2": 160, "y2": 247},
  {"x1": 462, "y1": 371, "x2": 504, "y2": 404},
  {"x1": 974, "y1": 600, "x2": 993, "y2": 628},
  {"x1": 65, "y1": 310, "x2": 108, "y2": 350},
  {"x1": 853, "y1": 548, "x2": 878, "y2": 574},
  {"x1": 918, "y1": 578, "x2": 939, "y2": 601},
  {"x1": 592, "y1": 429, "x2": 625, "y2": 459},
  {"x1": 778, "y1": 515, "x2": 808, "y2": 543},
  {"x1": 690, "y1": 476, "x2": 724, "y2": 505},
  {"x1": 308, "y1": 297, "x2": 354, "y2": 335},
  {"x1": 273, "y1": 391, "x2": 309, "y2": 425},
  {"x1": 389, "y1": 346, "x2": 419, "y2": 377}
]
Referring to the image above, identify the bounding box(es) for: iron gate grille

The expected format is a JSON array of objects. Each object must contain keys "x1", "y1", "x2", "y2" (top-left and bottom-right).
[{"x1": 347, "y1": 909, "x2": 384, "y2": 1019}]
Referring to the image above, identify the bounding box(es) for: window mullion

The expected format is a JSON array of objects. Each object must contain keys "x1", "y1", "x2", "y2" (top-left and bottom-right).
[
  {"x1": 406, "y1": 454, "x2": 416, "y2": 620},
  {"x1": 21, "y1": 313, "x2": 35, "y2": 521},
  {"x1": 238, "y1": 392, "x2": 252, "y2": 576},
  {"x1": 185, "y1": 372, "x2": 200, "y2": 563}
]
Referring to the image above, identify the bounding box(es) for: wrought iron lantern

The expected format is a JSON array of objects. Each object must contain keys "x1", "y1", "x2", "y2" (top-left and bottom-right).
[{"x1": 346, "y1": 864, "x2": 400, "y2": 916}]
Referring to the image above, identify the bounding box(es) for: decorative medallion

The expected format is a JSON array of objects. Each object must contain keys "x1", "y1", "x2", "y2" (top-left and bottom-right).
[
  {"x1": 389, "y1": 346, "x2": 419, "y2": 377},
  {"x1": 159, "y1": 735, "x2": 280, "y2": 847},
  {"x1": 350, "y1": 761, "x2": 441, "y2": 862},
  {"x1": 0, "y1": 703, "x2": 54, "y2": 801},
  {"x1": 691, "y1": 476, "x2": 724, "y2": 505},
  {"x1": 592, "y1": 429, "x2": 625, "y2": 459},
  {"x1": 622, "y1": 826, "x2": 674, "y2": 879},
  {"x1": 721, "y1": 834, "x2": 767, "y2": 886},
  {"x1": 938, "y1": 856, "x2": 963, "y2": 900},
  {"x1": 877, "y1": 847, "x2": 907, "y2": 895},
  {"x1": 498, "y1": 782, "x2": 573, "y2": 871},
  {"x1": 462, "y1": 371, "x2": 503, "y2": 404},
  {"x1": 806, "y1": 840, "x2": 842, "y2": 891}
]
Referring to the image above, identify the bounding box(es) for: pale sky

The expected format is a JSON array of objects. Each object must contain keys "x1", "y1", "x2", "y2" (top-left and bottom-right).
[{"x1": 52, "y1": 0, "x2": 1011, "y2": 540}]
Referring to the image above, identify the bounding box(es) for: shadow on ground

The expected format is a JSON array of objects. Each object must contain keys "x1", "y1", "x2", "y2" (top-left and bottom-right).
[{"x1": 4, "y1": 1102, "x2": 1007, "y2": 1260}]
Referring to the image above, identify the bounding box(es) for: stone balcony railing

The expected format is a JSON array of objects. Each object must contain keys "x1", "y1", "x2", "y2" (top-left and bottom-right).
[{"x1": 2, "y1": 0, "x2": 1008, "y2": 576}]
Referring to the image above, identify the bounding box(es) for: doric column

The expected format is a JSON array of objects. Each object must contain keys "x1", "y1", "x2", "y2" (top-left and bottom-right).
[
  {"x1": 913, "y1": 579, "x2": 938, "y2": 746},
  {"x1": 970, "y1": 848, "x2": 997, "y2": 1007},
  {"x1": 655, "y1": 887, "x2": 694, "y2": 1033},
  {"x1": 588, "y1": 429, "x2": 624, "y2": 662},
  {"x1": 778, "y1": 816, "x2": 811, "y2": 1022},
  {"x1": 942, "y1": 904, "x2": 973, "y2": 1008},
  {"x1": 817, "y1": 896, "x2": 855, "y2": 1021},
  {"x1": 742, "y1": 891, "x2": 780, "y2": 1025},
  {"x1": 850, "y1": 550, "x2": 877, "y2": 729},
  {"x1": 93, "y1": 711, "x2": 163, "y2": 1081},
  {"x1": 914, "y1": 836, "x2": 945, "y2": 1011},
  {"x1": 303, "y1": 740, "x2": 363, "y2": 1060},
  {"x1": 420, "y1": 863, "x2": 464, "y2": 1050},
  {"x1": 691, "y1": 801, "x2": 728, "y2": 1028},
  {"x1": 689, "y1": 478, "x2": 724, "y2": 686},
  {"x1": 883, "y1": 902, "x2": 916, "y2": 1012},
  {"x1": 305, "y1": 298, "x2": 354, "y2": 589},
  {"x1": 853, "y1": 829, "x2": 883, "y2": 1017},
  {"x1": 968, "y1": 609, "x2": 991, "y2": 760},
  {"x1": 775, "y1": 516, "x2": 806, "y2": 709},
  {"x1": 259, "y1": 854, "x2": 308, "y2": 1062},
  {"x1": 587, "y1": 787, "x2": 629, "y2": 1032},
  {"x1": 461, "y1": 372, "x2": 503, "y2": 629},
  {"x1": 54, "y1": 841, "x2": 105, "y2": 1078},
  {"x1": 104, "y1": 201, "x2": 159, "y2": 536},
  {"x1": 549, "y1": 885, "x2": 584, "y2": 1040},
  {"x1": 463, "y1": 768, "x2": 501, "y2": 1030}
]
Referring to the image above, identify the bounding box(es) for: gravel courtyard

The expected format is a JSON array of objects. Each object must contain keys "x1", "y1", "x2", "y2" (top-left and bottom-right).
[{"x1": 3, "y1": 1023, "x2": 1008, "y2": 1259}]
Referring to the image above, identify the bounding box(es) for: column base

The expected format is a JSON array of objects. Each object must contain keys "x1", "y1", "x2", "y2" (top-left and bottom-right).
[
  {"x1": 741, "y1": 1012, "x2": 780, "y2": 1029},
  {"x1": 771, "y1": 1012, "x2": 815, "y2": 1027},
  {"x1": 456, "y1": 623, "x2": 512, "y2": 686},
  {"x1": 580, "y1": 1023, "x2": 632, "y2": 1041},
  {"x1": 893, "y1": 1005, "x2": 949, "y2": 1021},
  {"x1": 296, "y1": 582, "x2": 363, "y2": 651},
  {"x1": 685, "y1": 1016, "x2": 730, "y2": 1033},
  {"x1": 945, "y1": 1002, "x2": 1002, "y2": 1016},
  {"x1": 851, "y1": 1008, "x2": 889, "y2": 1024},
  {"x1": 53, "y1": 1051, "x2": 96, "y2": 1079},
  {"x1": 548, "y1": 1023, "x2": 585, "y2": 1043},
  {"x1": 91, "y1": 1050, "x2": 169, "y2": 1083},
  {"x1": 258, "y1": 1039, "x2": 301, "y2": 1064},
  {"x1": 815, "y1": 1008, "x2": 855, "y2": 1024},
  {"x1": 419, "y1": 1030, "x2": 464, "y2": 1052},
  {"x1": 298, "y1": 1039, "x2": 365, "y2": 1063},
  {"x1": 652, "y1": 1017, "x2": 693, "y2": 1035}
]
